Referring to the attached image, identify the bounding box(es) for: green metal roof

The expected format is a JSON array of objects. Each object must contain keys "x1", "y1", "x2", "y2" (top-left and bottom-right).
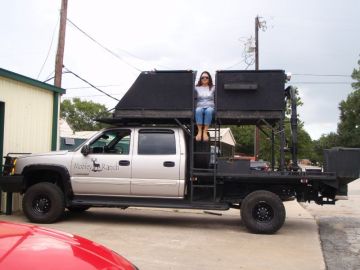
[{"x1": 0, "y1": 67, "x2": 66, "y2": 94}]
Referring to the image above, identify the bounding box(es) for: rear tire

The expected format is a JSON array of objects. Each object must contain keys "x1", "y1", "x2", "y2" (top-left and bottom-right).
[
  {"x1": 241, "y1": 190, "x2": 286, "y2": 234},
  {"x1": 22, "y1": 182, "x2": 65, "y2": 223}
]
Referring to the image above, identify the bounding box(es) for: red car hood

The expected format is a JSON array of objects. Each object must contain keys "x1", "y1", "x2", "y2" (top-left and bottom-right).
[{"x1": 0, "y1": 221, "x2": 135, "y2": 270}]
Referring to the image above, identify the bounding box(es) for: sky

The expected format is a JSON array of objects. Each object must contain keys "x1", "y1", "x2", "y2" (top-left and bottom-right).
[{"x1": 1, "y1": 0, "x2": 359, "y2": 140}]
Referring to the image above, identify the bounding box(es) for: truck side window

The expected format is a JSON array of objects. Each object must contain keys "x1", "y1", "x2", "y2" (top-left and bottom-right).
[
  {"x1": 90, "y1": 130, "x2": 131, "y2": 154},
  {"x1": 138, "y1": 129, "x2": 176, "y2": 155}
]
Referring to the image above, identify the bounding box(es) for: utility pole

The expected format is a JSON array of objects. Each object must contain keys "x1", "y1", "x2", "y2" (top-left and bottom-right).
[
  {"x1": 255, "y1": 16, "x2": 259, "y2": 71},
  {"x1": 254, "y1": 16, "x2": 260, "y2": 160},
  {"x1": 54, "y1": 0, "x2": 68, "y2": 88}
]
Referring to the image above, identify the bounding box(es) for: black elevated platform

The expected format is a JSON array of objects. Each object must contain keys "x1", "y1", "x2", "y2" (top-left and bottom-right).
[{"x1": 99, "y1": 69, "x2": 287, "y2": 126}]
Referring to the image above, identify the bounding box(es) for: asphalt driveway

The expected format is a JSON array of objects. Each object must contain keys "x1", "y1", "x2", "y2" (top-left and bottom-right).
[{"x1": 304, "y1": 179, "x2": 360, "y2": 270}]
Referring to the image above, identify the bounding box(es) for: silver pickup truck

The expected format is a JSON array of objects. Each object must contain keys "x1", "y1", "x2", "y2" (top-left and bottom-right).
[
  {"x1": 2, "y1": 126, "x2": 190, "y2": 217},
  {"x1": 1, "y1": 70, "x2": 359, "y2": 234}
]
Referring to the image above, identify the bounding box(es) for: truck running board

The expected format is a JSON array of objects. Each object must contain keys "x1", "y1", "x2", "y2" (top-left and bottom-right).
[{"x1": 71, "y1": 196, "x2": 230, "y2": 211}]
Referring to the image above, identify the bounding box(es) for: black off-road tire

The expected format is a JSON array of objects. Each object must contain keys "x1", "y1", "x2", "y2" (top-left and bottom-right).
[
  {"x1": 67, "y1": 205, "x2": 91, "y2": 212},
  {"x1": 22, "y1": 182, "x2": 65, "y2": 223},
  {"x1": 240, "y1": 190, "x2": 286, "y2": 234}
]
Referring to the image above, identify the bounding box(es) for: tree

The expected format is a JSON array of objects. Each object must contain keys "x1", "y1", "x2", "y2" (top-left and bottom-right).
[
  {"x1": 60, "y1": 98, "x2": 111, "y2": 131},
  {"x1": 257, "y1": 121, "x2": 315, "y2": 162},
  {"x1": 230, "y1": 125, "x2": 254, "y2": 155},
  {"x1": 350, "y1": 58, "x2": 360, "y2": 90},
  {"x1": 337, "y1": 59, "x2": 360, "y2": 147},
  {"x1": 229, "y1": 86, "x2": 315, "y2": 163},
  {"x1": 313, "y1": 132, "x2": 339, "y2": 163}
]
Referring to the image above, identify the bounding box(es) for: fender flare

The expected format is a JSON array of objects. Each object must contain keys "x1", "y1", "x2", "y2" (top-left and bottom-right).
[{"x1": 22, "y1": 164, "x2": 74, "y2": 199}]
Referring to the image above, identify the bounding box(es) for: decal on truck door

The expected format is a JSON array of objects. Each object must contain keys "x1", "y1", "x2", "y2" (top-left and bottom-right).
[
  {"x1": 70, "y1": 129, "x2": 132, "y2": 195},
  {"x1": 73, "y1": 159, "x2": 120, "y2": 173}
]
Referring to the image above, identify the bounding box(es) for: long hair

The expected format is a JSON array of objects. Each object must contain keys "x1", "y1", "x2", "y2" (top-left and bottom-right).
[{"x1": 196, "y1": 71, "x2": 213, "y2": 89}]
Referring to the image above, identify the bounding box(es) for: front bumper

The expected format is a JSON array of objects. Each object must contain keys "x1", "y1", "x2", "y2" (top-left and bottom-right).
[{"x1": 0, "y1": 175, "x2": 24, "y2": 192}]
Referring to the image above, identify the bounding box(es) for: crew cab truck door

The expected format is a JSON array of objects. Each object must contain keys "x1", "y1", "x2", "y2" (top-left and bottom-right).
[
  {"x1": 131, "y1": 128, "x2": 181, "y2": 197},
  {"x1": 70, "y1": 129, "x2": 133, "y2": 196}
]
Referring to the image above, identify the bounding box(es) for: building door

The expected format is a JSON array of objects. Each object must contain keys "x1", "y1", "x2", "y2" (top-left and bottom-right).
[
  {"x1": 0, "y1": 102, "x2": 5, "y2": 211},
  {"x1": 0, "y1": 102, "x2": 4, "y2": 173}
]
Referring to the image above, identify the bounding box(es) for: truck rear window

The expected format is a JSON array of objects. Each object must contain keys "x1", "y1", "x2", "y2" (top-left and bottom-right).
[{"x1": 138, "y1": 130, "x2": 176, "y2": 155}]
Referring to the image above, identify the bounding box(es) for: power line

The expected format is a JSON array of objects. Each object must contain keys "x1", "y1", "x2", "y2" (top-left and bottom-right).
[
  {"x1": 291, "y1": 82, "x2": 353, "y2": 85},
  {"x1": 68, "y1": 18, "x2": 144, "y2": 61},
  {"x1": 293, "y1": 73, "x2": 351, "y2": 77},
  {"x1": 63, "y1": 93, "x2": 123, "y2": 98},
  {"x1": 43, "y1": 70, "x2": 55, "y2": 83},
  {"x1": 66, "y1": 18, "x2": 142, "y2": 72},
  {"x1": 66, "y1": 84, "x2": 123, "y2": 90},
  {"x1": 67, "y1": 18, "x2": 172, "y2": 71},
  {"x1": 63, "y1": 66, "x2": 120, "y2": 101},
  {"x1": 224, "y1": 59, "x2": 246, "y2": 70},
  {"x1": 37, "y1": 17, "x2": 59, "y2": 79}
]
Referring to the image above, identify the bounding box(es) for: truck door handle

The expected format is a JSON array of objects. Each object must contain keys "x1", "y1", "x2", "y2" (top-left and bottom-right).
[
  {"x1": 163, "y1": 161, "x2": 175, "y2": 167},
  {"x1": 119, "y1": 160, "x2": 130, "y2": 166}
]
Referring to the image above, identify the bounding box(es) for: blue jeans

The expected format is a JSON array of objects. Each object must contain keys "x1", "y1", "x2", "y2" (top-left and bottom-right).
[{"x1": 195, "y1": 107, "x2": 214, "y2": 125}]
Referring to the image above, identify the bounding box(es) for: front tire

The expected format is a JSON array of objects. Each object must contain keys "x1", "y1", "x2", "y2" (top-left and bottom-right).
[
  {"x1": 241, "y1": 190, "x2": 286, "y2": 234},
  {"x1": 22, "y1": 182, "x2": 65, "y2": 223}
]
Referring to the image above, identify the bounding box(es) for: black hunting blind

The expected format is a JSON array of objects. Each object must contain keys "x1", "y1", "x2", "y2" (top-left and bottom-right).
[{"x1": 98, "y1": 69, "x2": 360, "y2": 198}]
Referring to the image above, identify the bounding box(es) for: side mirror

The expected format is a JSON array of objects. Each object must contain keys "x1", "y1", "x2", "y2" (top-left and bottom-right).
[{"x1": 81, "y1": 145, "x2": 90, "y2": 156}]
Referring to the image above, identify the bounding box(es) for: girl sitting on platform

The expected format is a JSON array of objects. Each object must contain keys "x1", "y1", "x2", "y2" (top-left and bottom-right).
[{"x1": 195, "y1": 71, "x2": 215, "y2": 141}]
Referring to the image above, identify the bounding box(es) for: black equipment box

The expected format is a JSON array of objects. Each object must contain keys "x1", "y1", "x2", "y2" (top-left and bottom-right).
[
  {"x1": 324, "y1": 148, "x2": 360, "y2": 183},
  {"x1": 217, "y1": 159, "x2": 250, "y2": 174},
  {"x1": 216, "y1": 70, "x2": 286, "y2": 111}
]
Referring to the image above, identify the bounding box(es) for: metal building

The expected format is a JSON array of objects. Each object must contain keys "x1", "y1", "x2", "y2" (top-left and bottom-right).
[{"x1": 0, "y1": 68, "x2": 65, "y2": 213}]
